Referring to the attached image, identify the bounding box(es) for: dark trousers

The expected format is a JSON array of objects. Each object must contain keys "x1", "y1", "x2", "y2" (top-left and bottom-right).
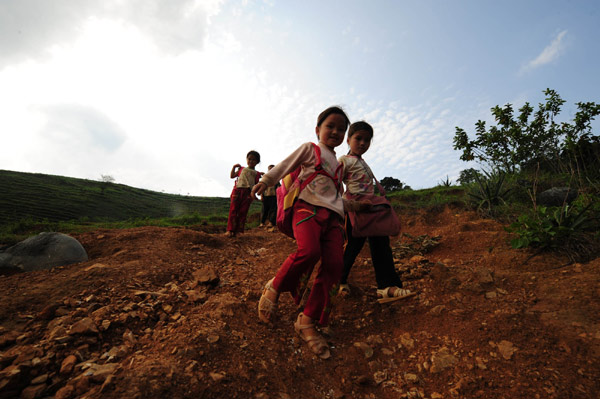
[
  {"x1": 341, "y1": 218, "x2": 403, "y2": 289},
  {"x1": 261, "y1": 195, "x2": 277, "y2": 225}
]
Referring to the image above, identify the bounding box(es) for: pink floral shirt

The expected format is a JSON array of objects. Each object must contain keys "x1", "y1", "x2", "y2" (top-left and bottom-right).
[{"x1": 339, "y1": 154, "x2": 375, "y2": 196}]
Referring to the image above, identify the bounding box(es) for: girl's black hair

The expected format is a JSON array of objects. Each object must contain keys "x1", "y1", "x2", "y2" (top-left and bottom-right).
[
  {"x1": 247, "y1": 150, "x2": 261, "y2": 163},
  {"x1": 348, "y1": 121, "x2": 374, "y2": 139},
  {"x1": 317, "y1": 106, "x2": 350, "y2": 128}
]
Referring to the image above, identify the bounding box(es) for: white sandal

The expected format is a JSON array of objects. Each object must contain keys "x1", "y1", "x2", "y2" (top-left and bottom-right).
[
  {"x1": 294, "y1": 314, "x2": 331, "y2": 359},
  {"x1": 376, "y1": 287, "x2": 417, "y2": 304},
  {"x1": 258, "y1": 279, "x2": 278, "y2": 323}
]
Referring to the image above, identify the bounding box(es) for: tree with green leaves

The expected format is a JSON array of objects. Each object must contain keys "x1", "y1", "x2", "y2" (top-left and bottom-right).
[
  {"x1": 457, "y1": 168, "x2": 481, "y2": 185},
  {"x1": 380, "y1": 177, "x2": 405, "y2": 192},
  {"x1": 453, "y1": 89, "x2": 600, "y2": 175}
]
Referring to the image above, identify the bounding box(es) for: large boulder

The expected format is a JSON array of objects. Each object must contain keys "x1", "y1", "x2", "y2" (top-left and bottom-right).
[
  {"x1": 0, "y1": 232, "x2": 88, "y2": 274},
  {"x1": 537, "y1": 187, "x2": 578, "y2": 207}
]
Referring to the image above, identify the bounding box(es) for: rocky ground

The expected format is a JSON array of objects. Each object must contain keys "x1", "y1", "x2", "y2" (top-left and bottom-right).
[{"x1": 0, "y1": 206, "x2": 599, "y2": 399}]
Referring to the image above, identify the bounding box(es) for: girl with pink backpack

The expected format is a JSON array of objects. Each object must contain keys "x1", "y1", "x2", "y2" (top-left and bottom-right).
[{"x1": 251, "y1": 106, "x2": 367, "y2": 359}]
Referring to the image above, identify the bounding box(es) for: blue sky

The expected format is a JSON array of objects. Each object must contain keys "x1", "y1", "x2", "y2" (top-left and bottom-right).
[{"x1": 1, "y1": 0, "x2": 598, "y2": 196}]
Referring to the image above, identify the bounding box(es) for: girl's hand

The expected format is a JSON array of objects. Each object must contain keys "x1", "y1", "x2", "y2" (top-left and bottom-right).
[
  {"x1": 251, "y1": 182, "x2": 267, "y2": 199},
  {"x1": 230, "y1": 163, "x2": 243, "y2": 178},
  {"x1": 343, "y1": 199, "x2": 372, "y2": 212}
]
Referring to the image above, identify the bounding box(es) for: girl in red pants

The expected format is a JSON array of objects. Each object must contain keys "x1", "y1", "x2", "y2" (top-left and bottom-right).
[
  {"x1": 226, "y1": 150, "x2": 262, "y2": 237},
  {"x1": 252, "y1": 106, "x2": 367, "y2": 359}
]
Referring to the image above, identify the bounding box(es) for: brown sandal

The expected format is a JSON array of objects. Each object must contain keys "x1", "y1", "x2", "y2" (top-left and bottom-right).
[
  {"x1": 258, "y1": 279, "x2": 278, "y2": 323},
  {"x1": 294, "y1": 313, "x2": 331, "y2": 359}
]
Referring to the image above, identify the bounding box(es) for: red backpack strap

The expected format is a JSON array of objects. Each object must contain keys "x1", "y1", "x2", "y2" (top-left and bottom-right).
[
  {"x1": 312, "y1": 143, "x2": 322, "y2": 167},
  {"x1": 313, "y1": 143, "x2": 341, "y2": 191},
  {"x1": 299, "y1": 143, "x2": 322, "y2": 190},
  {"x1": 233, "y1": 166, "x2": 244, "y2": 188},
  {"x1": 231, "y1": 166, "x2": 239, "y2": 188},
  {"x1": 299, "y1": 143, "x2": 341, "y2": 191},
  {"x1": 255, "y1": 171, "x2": 263, "y2": 184},
  {"x1": 333, "y1": 163, "x2": 343, "y2": 192}
]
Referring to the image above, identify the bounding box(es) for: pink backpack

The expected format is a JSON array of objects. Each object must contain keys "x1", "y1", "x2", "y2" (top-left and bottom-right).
[{"x1": 276, "y1": 143, "x2": 341, "y2": 238}]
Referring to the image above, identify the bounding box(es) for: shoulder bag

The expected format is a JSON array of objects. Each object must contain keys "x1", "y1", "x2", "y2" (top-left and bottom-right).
[{"x1": 345, "y1": 160, "x2": 401, "y2": 237}]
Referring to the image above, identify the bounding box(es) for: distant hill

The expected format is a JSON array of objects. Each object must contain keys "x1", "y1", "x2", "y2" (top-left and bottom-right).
[{"x1": 0, "y1": 170, "x2": 244, "y2": 224}]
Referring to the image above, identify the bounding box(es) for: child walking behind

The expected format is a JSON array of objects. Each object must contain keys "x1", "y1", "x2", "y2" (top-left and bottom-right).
[
  {"x1": 227, "y1": 150, "x2": 262, "y2": 237},
  {"x1": 251, "y1": 106, "x2": 359, "y2": 359},
  {"x1": 259, "y1": 165, "x2": 277, "y2": 227},
  {"x1": 339, "y1": 121, "x2": 415, "y2": 303}
]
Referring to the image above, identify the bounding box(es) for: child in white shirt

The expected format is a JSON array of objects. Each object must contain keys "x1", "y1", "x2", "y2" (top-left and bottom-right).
[{"x1": 226, "y1": 150, "x2": 262, "y2": 237}]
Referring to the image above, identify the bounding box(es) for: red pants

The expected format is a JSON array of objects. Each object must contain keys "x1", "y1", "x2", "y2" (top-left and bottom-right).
[
  {"x1": 272, "y1": 200, "x2": 344, "y2": 326},
  {"x1": 227, "y1": 188, "x2": 253, "y2": 233}
]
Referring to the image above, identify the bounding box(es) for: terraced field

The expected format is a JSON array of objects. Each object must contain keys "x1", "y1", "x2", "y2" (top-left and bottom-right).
[{"x1": 0, "y1": 169, "x2": 249, "y2": 225}]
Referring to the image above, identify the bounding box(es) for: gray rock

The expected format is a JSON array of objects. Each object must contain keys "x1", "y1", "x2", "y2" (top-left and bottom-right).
[
  {"x1": 0, "y1": 253, "x2": 11, "y2": 268},
  {"x1": 537, "y1": 187, "x2": 578, "y2": 207},
  {"x1": 0, "y1": 232, "x2": 88, "y2": 274}
]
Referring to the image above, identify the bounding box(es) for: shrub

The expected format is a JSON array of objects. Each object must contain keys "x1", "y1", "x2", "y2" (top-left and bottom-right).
[
  {"x1": 507, "y1": 195, "x2": 599, "y2": 262},
  {"x1": 468, "y1": 169, "x2": 513, "y2": 213},
  {"x1": 438, "y1": 175, "x2": 452, "y2": 187},
  {"x1": 453, "y1": 88, "x2": 600, "y2": 176}
]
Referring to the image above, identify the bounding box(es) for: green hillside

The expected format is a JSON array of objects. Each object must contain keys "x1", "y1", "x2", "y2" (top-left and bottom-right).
[
  {"x1": 0, "y1": 169, "x2": 247, "y2": 224},
  {"x1": 0, "y1": 169, "x2": 467, "y2": 247}
]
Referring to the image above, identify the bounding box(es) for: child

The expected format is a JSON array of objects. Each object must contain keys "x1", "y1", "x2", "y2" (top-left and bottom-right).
[
  {"x1": 259, "y1": 165, "x2": 277, "y2": 227},
  {"x1": 338, "y1": 121, "x2": 415, "y2": 303},
  {"x1": 251, "y1": 106, "x2": 364, "y2": 359},
  {"x1": 226, "y1": 150, "x2": 262, "y2": 237}
]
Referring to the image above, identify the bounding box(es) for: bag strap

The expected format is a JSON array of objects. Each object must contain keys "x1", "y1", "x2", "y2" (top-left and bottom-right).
[
  {"x1": 233, "y1": 166, "x2": 244, "y2": 188},
  {"x1": 357, "y1": 158, "x2": 386, "y2": 196},
  {"x1": 255, "y1": 171, "x2": 263, "y2": 184}
]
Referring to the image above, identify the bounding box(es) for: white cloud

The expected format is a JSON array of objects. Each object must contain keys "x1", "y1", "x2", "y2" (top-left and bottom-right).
[
  {"x1": 343, "y1": 95, "x2": 472, "y2": 189},
  {"x1": 0, "y1": 0, "x2": 222, "y2": 67},
  {"x1": 5, "y1": 1, "x2": 586, "y2": 198},
  {"x1": 0, "y1": 0, "x2": 95, "y2": 67},
  {"x1": 0, "y1": 5, "x2": 333, "y2": 197},
  {"x1": 520, "y1": 30, "x2": 568, "y2": 74},
  {"x1": 113, "y1": 0, "x2": 223, "y2": 55},
  {"x1": 36, "y1": 104, "x2": 126, "y2": 152}
]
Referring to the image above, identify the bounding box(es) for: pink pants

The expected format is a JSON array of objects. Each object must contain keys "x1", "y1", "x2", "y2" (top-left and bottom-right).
[
  {"x1": 272, "y1": 200, "x2": 344, "y2": 326},
  {"x1": 227, "y1": 187, "x2": 253, "y2": 233}
]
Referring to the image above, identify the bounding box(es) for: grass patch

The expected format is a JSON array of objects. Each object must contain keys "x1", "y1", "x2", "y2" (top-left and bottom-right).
[{"x1": 389, "y1": 186, "x2": 467, "y2": 211}]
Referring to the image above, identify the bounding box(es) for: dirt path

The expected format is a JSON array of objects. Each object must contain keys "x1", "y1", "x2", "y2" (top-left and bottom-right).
[{"x1": 0, "y1": 207, "x2": 598, "y2": 398}]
